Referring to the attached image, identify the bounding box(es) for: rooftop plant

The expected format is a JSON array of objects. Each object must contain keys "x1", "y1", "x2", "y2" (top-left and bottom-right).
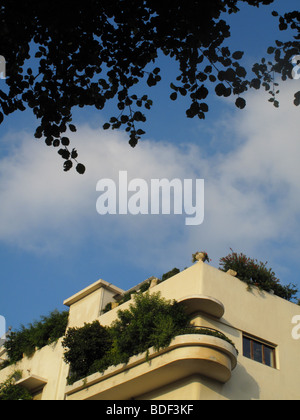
[
  {"x1": 103, "y1": 268, "x2": 181, "y2": 314},
  {"x1": 219, "y1": 249, "x2": 298, "y2": 302},
  {"x1": 161, "y1": 267, "x2": 180, "y2": 282}
]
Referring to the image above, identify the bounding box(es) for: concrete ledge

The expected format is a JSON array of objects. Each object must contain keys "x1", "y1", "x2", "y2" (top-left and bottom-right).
[{"x1": 64, "y1": 280, "x2": 125, "y2": 307}]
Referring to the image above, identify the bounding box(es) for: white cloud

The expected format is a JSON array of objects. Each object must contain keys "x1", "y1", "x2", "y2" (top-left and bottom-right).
[
  {"x1": 0, "y1": 81, "x2": 299, "y2": 278},
  {"x1": 191, "y1": 81, "x2": 300, "y2": 269},
  {"x1": 0, "y1": 126, "x2": 200, "y2": 259}
]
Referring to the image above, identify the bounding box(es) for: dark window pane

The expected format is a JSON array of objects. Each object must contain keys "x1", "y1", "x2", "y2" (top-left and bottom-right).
[
  {"x1": 243, "y1": 336, "x2": 251, "y2": 359},
  {"x1": 243, "y1": 335, "x2": 275, "y2": 368},
  {"x1": 264, "y1": 346, "x2": 274, "y2": 368},
  {"x1": 253, "y1": 341, "x2": 263, "y2": 363}
]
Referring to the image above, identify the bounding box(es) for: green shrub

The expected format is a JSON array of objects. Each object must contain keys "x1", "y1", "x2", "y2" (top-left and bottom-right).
[
  {"x1": 3, "y1": 310, "x2": 69, "y2": 365},
  {"x1": 63, "y1": 292, "x2": 190, "y2": 384},
  {"x1": 62, "y1": 321, "x2": 113, "y2": 385},
  {"x1": 161, "y1": 268, "x2": 180, "y2": 282},
  {"x1": 110, "y1": 292, "x2": 190, "y2": 363},
  {"x1": 103, "y1": 270, "x2": 180, "y2": 315},
  {"x1": 219, "y1": 250, "x2": 298, "y2": 301},
  {"x1": 62, "y1": 292, "x2": 238, "y2": 385}
]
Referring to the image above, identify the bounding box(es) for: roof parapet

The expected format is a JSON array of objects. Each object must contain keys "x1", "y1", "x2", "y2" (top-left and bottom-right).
[{"x1": 64, "y1": 279, "x2": 125, "y2": 307}]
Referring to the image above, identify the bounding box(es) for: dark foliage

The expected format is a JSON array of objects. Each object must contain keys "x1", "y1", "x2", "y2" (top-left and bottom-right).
[
  {"x1": 0, "y1": 372, "x2": 33, "y2": 400},
  {"x1": 3, "y1": 0, "x2": 298, "y2": 172},
  {"x1": 62, "y1": 321, "x2": 113, "y2": 384},
  {"x1": 161, "y1": 268, "x2": 180, "y2": 282},
  {"x1": 63, "y1": 292, "x2": 190, "y2": 384},
  {"x1": 219, "y1": 249, "x2": 298, "y2": 302},
  {"x1": 3, "y1": 310, "x2": 69, "y2": 366}
]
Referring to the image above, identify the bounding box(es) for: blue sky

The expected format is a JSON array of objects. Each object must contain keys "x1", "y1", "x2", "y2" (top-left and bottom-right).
[{"x1": 0, "y1": 0, "x2": 300, "y2": 332}]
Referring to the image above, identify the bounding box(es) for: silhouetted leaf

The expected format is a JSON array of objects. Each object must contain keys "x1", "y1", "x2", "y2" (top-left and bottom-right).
[
  {"x1": 129, "y1": 135, "x2": 138, "y2": 148},
  {"x1": 136, "y1": 129, "x2": 145, "y2": 135},
  {"x1": 199, "y1": 103, "x2": 209, "y2": 112},
  {"x1": 235, "y1": 97, "x2": 246, "y2": 109},
  {"x1": 76, "y1": 163, "x2": 86, "y2": 174},
  {"x1": 58, "y1": 148, "x2": 70, "y2": 160},
  {"x1": 64, "y1": 160, "x2": 73, "y2": 172},
  {"x1": 61, "y1": 137, "x2": 70, "y2": 146},
  {"x1": 45, "y1": 137, "x2": 53, "y2": 146},
  {"x1": 250, "y1": 78, "x2": 261, "y2": 90},
  {"x1": 69, "y1": 124, "x2": 77, "y2": 132},
  {"x1": 53, "y1": 139, "x2": 60, "y2": 147},
  {"x1": 71, "y1": 148, "x2": 78, "y2": 159},
  {"x1": 294, "y1": 91, "x2": 300, "y2": 106},
  {"x1": 232, "y1": 51, "x2": 244, "y2": 60}
]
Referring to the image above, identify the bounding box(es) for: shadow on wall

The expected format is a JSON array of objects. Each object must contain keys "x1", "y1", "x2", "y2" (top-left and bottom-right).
[{"x1": 199, "y1": 363, "x2": 260, "y2": 400}]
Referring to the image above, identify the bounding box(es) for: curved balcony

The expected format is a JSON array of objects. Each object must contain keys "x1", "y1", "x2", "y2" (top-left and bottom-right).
[
  {"x1": 65, "y1": 331, "x2": 237, "y2": 400},
  {"x1": 177, "y1": 295, "x2": 225, "y2": 319}
]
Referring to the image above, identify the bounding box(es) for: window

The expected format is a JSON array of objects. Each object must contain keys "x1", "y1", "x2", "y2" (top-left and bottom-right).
[{"x1": 243, "y1": 335, "x2": 276, "y2": 368}]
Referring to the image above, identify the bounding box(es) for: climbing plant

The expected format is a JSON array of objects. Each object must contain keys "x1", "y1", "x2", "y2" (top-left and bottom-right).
[{"x1": 0, "y1": 371, "x2": 32, "y2": 401}]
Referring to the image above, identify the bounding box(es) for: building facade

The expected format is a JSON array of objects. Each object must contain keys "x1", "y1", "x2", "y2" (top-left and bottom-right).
[{"x1": 0, "y1": 259, "x2": 299, "y2": 400}]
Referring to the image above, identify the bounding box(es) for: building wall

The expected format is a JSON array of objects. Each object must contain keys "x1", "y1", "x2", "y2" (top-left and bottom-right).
[
  {"x1": 0, "y1": 261, "x2": 299, "y2": 400},
  {"x1": 0, "y1": 337, "x2": 68, "y2": 400},
  {"x1": 136, "y1": 376, "x2": 203, "y2": 401}
]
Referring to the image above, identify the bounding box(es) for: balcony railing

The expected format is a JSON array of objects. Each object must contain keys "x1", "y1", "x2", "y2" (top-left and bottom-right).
[
  {"x1": 179, "y1": 326, "x2": 237, "y2": 350},
  {"x1": 65, "y1": 329, "x2": 238, "y2": 400}
]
